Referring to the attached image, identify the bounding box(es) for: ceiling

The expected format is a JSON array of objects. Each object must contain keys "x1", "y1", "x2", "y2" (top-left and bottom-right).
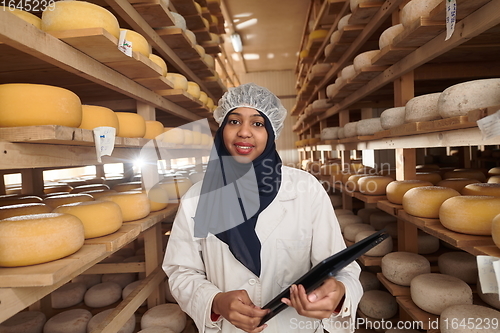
[{"x1": 221, "y1": 0, "x2": 310, "y2": 74}]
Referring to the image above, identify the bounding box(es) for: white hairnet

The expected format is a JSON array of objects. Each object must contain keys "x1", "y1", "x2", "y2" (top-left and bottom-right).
[{"x1": 213, "y1": 83, "x2": 288, "y2": 138}]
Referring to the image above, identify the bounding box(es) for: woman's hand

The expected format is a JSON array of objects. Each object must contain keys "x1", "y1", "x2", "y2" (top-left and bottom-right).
[
  {"x1": 212, "y1": 290, "x2": 270, "y2": 333},
  {"x1": 281, "y1": 277, "x2": 345, "y2": 320}
]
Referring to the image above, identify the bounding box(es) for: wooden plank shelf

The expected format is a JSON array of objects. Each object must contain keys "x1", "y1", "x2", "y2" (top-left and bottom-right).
[
  {"x1": 185, "y1": 57, "x2": 215, "y2": 77},
  {"x1": 389, "y1": 116, "x2": 477, "y2": 137},
  {"x1": 472, "y1": 245, "x2": 500, "y2": 258},
  {"x1": 396, "y1": 295, "x2": 438, "y2": 330},
  {"x1": 135, "y1": 75, "x2": 174, "y2": 91},
  {"x1": 158, "y1": 89, "x2": 205, "y2": 109},
  {"x1": 84, "y1": 223, "x2": 142, "y2": 252},
  {"x1": 392, "y1": 17, "x2": 446, "y2": 49},
  {"x1": 203, "y1": 76, "x2": 227, "y2": 97},
  {"x1": 207, "y1": 0, "x2": 223, "y2": 15},
  {"x1": 377, "y1": 273, "x2": 410, "y2": 296},
  {"x1": 156, "y1": 27, "x2": 195, "y2": 50},
  {"x1": 192, "y1": 27, "x2": 212, "y2": 43},
  {"x1": 377, "y1": 200, "x2": 403, "y2": 217},
  {"x1": 349, "y1": 0, "x2": 384, "y2": 25},
  {"x1": 132, "y1": 0, "x2": 175, "y2": 28},
  {"x1": 185, "y1": 13, "x2": 208, "y2": 31},
  {"x1": 429, "y1": 0, "x2": 491, "y2": 21},
  {"x1": 351, "y1": 65, "x2": 388, "y2": 82},
  {"x1": 200, "y1": 41, "x2": 222, "y2": 55},
  {"x1": 371, "y1": 44, "x2": 415, "y2": 66},
  {"x1": 353, "y1": 191, "x2": 387, "y2": 204},
  {"x1": 170, "y1": 0, "x2": 199, "y2": 16}
]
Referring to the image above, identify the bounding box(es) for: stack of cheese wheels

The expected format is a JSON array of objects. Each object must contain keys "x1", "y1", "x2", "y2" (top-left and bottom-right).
[
  {"x1": 440, "y1": 304, "x2": 500, "y2": 333},
  {"x1": 359, "y1": 271, "x2": 381, "y2": 292},
  {"x1": 140, "y1": 303, "x2": 187, "y2": 333},
  {"x1": 355, "y1": 230, "x2": 393, "y2": 256},
  {"x1": 437, "y1": 178, "x2": 482, "y2": 192},
  {"x1": 43, "y1": 193, "x2": 94, "y2": 209},
  {"x1": 356, "y1": 118, "x2": 383, "y2": 136},
  {"x1": 382, "y1": 252, "x2": 431, "y2": 286},
  {"x1": 88, "y1": 309, "x2": 135, "y2": 333},
  {"x1": 71, "y1": 183, "x2": 110, "y2": 193},
  {"x1": 53, "y1": 200, "x2": 123, "y2": 239},
  {"x1": 120, "y1": 29, "x2": 151, "y2": 57},
  {"x1": 386, "y1": 180, "x2": 433, "y2": 204},
  {"x1": 343, "y1": 223, "x2": 375, "y2": 242},
  {"x1": 411, "y1": 273, "x2": 473, "y2": 315},
  {"x1": 112, "y1": 181, "x2": 142, "y2": 192},
  {"x1": 402, "y1": 186, "x2": 460, "y2": 218},
  {"x1": 440, "y1": 196, "x2": 500, "y2": 235},
  {"x1": 79, "y1": 105, "x2": 119, "y2": 131},
  {"x1": 0, "y1": 213, "x2": 85, "y2": 267},
  {"x1": 115, "y1": 112, "x2": 147, "y2": 138},
  {"x1": 359, "y1": 290, "x2": 398, "y2": 319},
  {"x1": 438, "y1": 78, "x2": 500, "y2": 118},
  {"x1": 144, "y1": 120, "x2": 165, "y2": 140},
  {"x1": 380, "y1": 106, "x2": 406, "y2": 129},
  {"x1": 461, "y1": 183, "x2": 500, "y2": 196},
  {"x1": 84, "y1": 281, "x2": 122, "y2": 308},
  {"x1": 404, "y1": 92, "x2": 441, "y2": 123},
  {"x1": 415, "y1": 171, "x2": 442, "y2": 184},
  {"x1": 148, "y1": 54, "x2": 168, "y2": 76},
  {"x1": 50, "y1": 282, "x2": 87, "y2": 309},
  {"x1": 438, "y1": 251, "x2": 478, "y2": 284},
  {"x1": 443, "y1": 168, "x2": 487, "y2": 182},
  {"x1": 0, "y1": 202, "x2": 52, "y2": 220},
  {"x1": 163, "y1": 127, "x2": 185, "y2": 144},
  {"x1": 0, "y1": 195, "x2": 42, "y2": 207},
  {"x1": 400, "y1": 0, "x2": 443, "y2": 27},
  {"x1": 43, "y1": 309, "x2": 92, "y2": 333},
  {"x1": 379, "y1": 24, "x2": 404, "y2": 49},
  {"x1": 0, "y1": 311, "x2": 46, "y2": 333},
  {"x1": 2, "y1": 7, "x2": 42, "y2": 29},
  {"x1": 100, "y1": 191, "x2": 151, "y2": 222},
  {"x1": 159, "y1": 176, "x2": 193, "y2": 203},
  {"x1": 358, "y1": 175, "x2": 393, "y2": 195},
  {"x1": 166, "y1": 73, "x2": 189, "y2": 91},
  {"x1": 41, "y1": 1, "x2": 120, "y2": 38},
  {"x1": 0, "y1": 83, "x2": 82, "y2": 128}
]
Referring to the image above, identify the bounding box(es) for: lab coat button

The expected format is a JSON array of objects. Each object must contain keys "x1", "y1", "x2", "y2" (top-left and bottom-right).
[{"x1": 248, "y1": 278, "x2": 257, "y2": 285}]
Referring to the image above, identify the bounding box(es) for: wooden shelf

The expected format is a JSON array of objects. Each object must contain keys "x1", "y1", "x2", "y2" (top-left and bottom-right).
[
  {"x1": 353, "y1": 191, "x2": 387, "y2": 204},
  {"x1": 132, "y1": 0, "x2": 175, "y2": 28},
  {"x1": 377, "y1": 200, "x2": 403, "y2": 217},
  {"x1": 396, "y1": 296, "x2": 439, "y2": 330},
  {"x1": 377, "y1": 273, "x2": 410, "y2": 297},
  {"x1": 349, "y1": 1, "x2": 385, "y2": 25}
]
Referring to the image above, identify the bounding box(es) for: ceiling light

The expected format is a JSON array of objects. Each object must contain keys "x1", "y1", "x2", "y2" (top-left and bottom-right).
[
  {"x1": 231, "y1": 33, "x2": 243, "y2": 52},
  {"x1": 236, "y1": 18, "x2": 258, "y2": 30}
]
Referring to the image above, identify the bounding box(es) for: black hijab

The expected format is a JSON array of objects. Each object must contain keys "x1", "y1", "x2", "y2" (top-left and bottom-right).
[{"x1": 193, "y1": 110, "x2": 282, "y2": 276}]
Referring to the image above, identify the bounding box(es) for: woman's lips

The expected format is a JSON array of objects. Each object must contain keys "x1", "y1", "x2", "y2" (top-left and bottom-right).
[{"x1": 234, "y1": 143, "x2": 254, "y2": 155}]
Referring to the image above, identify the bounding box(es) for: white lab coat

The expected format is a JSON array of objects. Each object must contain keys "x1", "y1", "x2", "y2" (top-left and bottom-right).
[{"x1": 163, "y1": 166, "x2": 362, "y2": 333}]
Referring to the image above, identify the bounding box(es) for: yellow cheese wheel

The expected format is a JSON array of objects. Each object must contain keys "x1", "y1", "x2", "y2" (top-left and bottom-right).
[
  {"x1": 309, "y1": 29, "x2": 329, "y2": 41},
  {"x1": 436, "y1": 178, "x2": 482, "y2": 192},
  {"x1": 144, "y1": 120, "x2": 165, "y2": 140},
  {"x1": 0, "y1": 196, "x2": 43, "y2": 207},
  {"x1": 403, "y1": 186, "x2": 460, "y2": 218},
  {"x1": 299, "y1": 50, "x2": 309, "y2": 59},
  {"x1": 112, "y1": 182, "x2": 142, "y2": 192},
  {"x1": 43, "y1": 193, "x2": 94, "y2": 209},
  {"x1": 185, "y1": 30, "x2": 197, "y2": 44},
  {"x1": 100, "y1": 191, "x2": 151, "y2": 222},
  {"x1": 0, "y1": 213, "x2": 84, "y2": 267},
  {"x1": 44, "y1": 184, "x2": 74, "y2": 194},
  {"x1": 81, "y1": 189, "x2": 117, "y2": 199},
  {"x1": 358, "y1": 176, "x2": 393, "y2": 195},
  {"x1": 192, "y1": 130, "x2": 202, "y2": 145},
  {"x1": 54, "y1": 201, "x2": 123, "y2": 239},
  {"x1": 159, "y1": 177, "x2": 193, "y2": 202},
  {"x1": 2, "y1": 7, "x2": 42, "y2": 29},
  {"x1": 120, "y1": 29, "x2": 151, "y2": 57},
  {"x1": 345, "y1": 174, "x2": 370, "y2": 192},
  {"x1": 136, "y1": 187, "x2": 169, "y2": 212},
  {"x1": 206, "y1": 98, "x2": 214, "y2": 110},
  {"x1": 386, "y1": 180, "x2": 433, "y2": 204},
  {"x1": 488, "y1": 167, "x2": 500, "y2": 176},
  {"x1": 148, "y1": 54, "x2": 168, "y2": 76},
  {"x1": 443, "y1": 169, "x2": 487, "y2": 182},
  {"x1": 71, "y1": 184, "x2": 110, "y2": 194},
  {"x1": 203, "y1": 54, "x2": 215, "y2": 69},
  {"x1": 492, "y1": 214, "x2": 500, "y2": 249},
  {"x1": 439, "y1": 196, "x2": 500, "y2": 235},
  {"x1": 488, "y1": 176, "x2": 500, "y2": 184},
  {"x1": 199, "y1": 91, "x2": 208, "y2": 106},
  {"x1": 41, "y1": 1, "x2": 120, "y2": 39},
  {"x1": 79, "y1": 105, "x2": 119, "y2": 131},
  {"x1": 415, "y1": 172, "x2": 442, "y2": 185},
  {"x1": 461, "y1": 183, "x2": 500, "y2": 196},
  {"x1": 0, "y1": 203, "x2": 52, "y2": 220},
  {"x1": 166, "y1": 73, "x2": 188, "y2": 91},
  {"x1": 187, "y1": 82, "x2": 201, "y2": 99},
  {"x1": 0, "y1": 83, "x2": 82, "y2": 127},
  {"x1": 183, "y1": 129, "x2": 194, "y2": 145},
  {"x1": 194, "y1": 45, "x2": 206, "y2": 57},
  {"x1": 163, "y1": 127, "x2": 185, "y2": 144},
  {"x1": 201, "y1": 133, "x2": 212, "y2": 146},
  {"x1": 115, "y1": 112, "x2": 147, "y2": 138}
]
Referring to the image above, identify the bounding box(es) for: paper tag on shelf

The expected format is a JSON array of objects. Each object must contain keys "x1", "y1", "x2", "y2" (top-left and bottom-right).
[
  {"x1": 477, "y1": 109, "x2": 500, "y2": 140},
  {"x1": 118, "y1": 30, "x2": 133, "y2": 57},
  {"x1": 93, "y1": 127, "x2": 116, "y2": 163},
  {"x1": 477, "y1": 255, "x2": 500, "y2": 294},
  {"x1": 445, "y1": 0, "x2": 457, "y2": 41}
]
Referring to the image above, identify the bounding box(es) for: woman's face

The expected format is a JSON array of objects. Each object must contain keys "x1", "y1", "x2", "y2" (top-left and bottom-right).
[{"x1": 223, "y1": 107, "x2": 268, "y2": 163}]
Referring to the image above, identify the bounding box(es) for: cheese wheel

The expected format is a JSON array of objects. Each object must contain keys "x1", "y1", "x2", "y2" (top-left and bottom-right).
[
  {"x1": 2, "y1": 7, "x2": 42, "y2": 29},
  {"x1": 386, "y1": 180, "x2": 433, "y2": 204},
  {"x1": 0, "y1": 195, "x2": 42, "y2": 207},
  {"x1": 335, "y1": 209, "x2": 354, "y2": 216},
  {"x1": 341, "y1": 65, "x2": 356, "y2": 81},
  {"x1": 209, "y1": 32, "x2": 220, "y2": 44},
  {"x1": 144, "y1": 120, "x2": 165, "y2": 140},
  {"x1": 112, "y1": 181, "x2": 142, "y2": 192},
  {"x1": 148, "y1": 54, "x2": 168, "y2": 76},
  {"x1": 44, "y1": 184, "x2": 73, "y2": 194},
  {"x1": 337, "y1": 214, "x2": 362, "y2": 232},
  {"x1": 51, "y1": 282, "x2": 87, "y2": 309},
  {"x1": 194, "y1": 44, "x2": 205, "y2": 58},
  {"x1": 163, "y1": 127, "x2": 185, "y2": 144},
  {"x1": 100, "y1": 191, "x2": 150, "y2": 222},
  {"x1": 186, "y1": 82, "x2": 201, "y2": 99},
  {"x1": 359, "y1": 290, "x2": 398, "y2": 319},
  {"x1": 53, "y1": 200, "x2": 122, "y2": 239},
  {"x1": 438, "y1": 251, "x2": 478, "y2": 284},
  {"x1": 71, "y1": 184, "x2": 110, "y2": 194},
  {"x1": 461, "y1": 183, "x2": 500, "y2": 196},
  {"x1": 0, "y1": 83, "x2": 82, "y2": 128},
  {"x1": 43, "y1": 193, "x2": 94, "y2": 209},
  {"x1": 182, "y1": 129, "x2": 194, "y2": 145},
  {"x1": 0, "y1": 203, "x2": 52, "y2": 220},
  {"x1": 359, "y1": 271, "x2": 381, "y2": 292},
  {"x1": 440, "y1": 196, "x2": 500, "y2": 235},
  {"x1": 158, "y1": 177, "x2": 193, "y2": 202},
  {"x1": 329, "y1": 30, "x2": 341, "y2": 44},
  {"x1": 72, "y1": 274, "x2": 102, "y2": 289},
  {"x1": 356, "y1": 118, "x2": 383, "y2": 136},
  {"x1": 43, "y1": 309, "x2": 91, "y2": 333},
  {"x1": 382, "y1": 252, "x2": 430, "y2": 286},
  {"x1": 309, "y1": 29, "x2": 328, "y2": 42},
  {"x1": 417, "y1": 230, "x2": 440, "y2": 254},
  {"x1": 488, "y1": 176, "x2": 500, "y2": 184},
  {"x1": 380, "y1": 106, "x2": 405, "y2": 130},
  {"x1": 320, "y1": 127, "x2": 339, "y2": 140},
  {"x1": 79, "y1": 105, "x2": 119, "y2": 131},
  {"x1": 343, "y1": 122, "x2": 358, "y2": 138},
  {"x1": 115, "y1": 112, "x2": 147, "y2": 138},
  {"x1": 411, "y1": 273, "x2": 473, "y2": 315},
  {"x1": 101, "y1": 273, "x2": 136, "y2": 289},
  {"x1": 0, "y1": 213, "x2": 84, "y2": 267},
  {"x1": 356, "y1": 208, "x2": 380, "y2": 224},
  {"x1": 343, "y1": 223, "x2": 375, "y2": 242},
  {"x1": 142, "y1": 186, "x2": 169, "y2": 212},
  {"x1": 402, "y1": 186, "x2": 460, "y2": 218},
  {"x1": 140, "y1": 303, "x2": 187, "y2": 332},
  {"x1": 204, "y1": 54, "x2": 215, "y2": 69},
  {"x1": 358, "y1": 176, "x2": 393, "y2": 196},
  {"x1": 355, "y1": 230, "x2": 393, "y2": 256},
  {"x1": 138, "y1": 328, "x2": 176, "y2": 333},
  {"x1": 345, "y1": 174, "x2": 369, "y2": 192},
  {"x1": 438, "y1": 78, "x2": 500, "y2": 118},
  {"x1": 440, "y1": 304, "x2": 500, "y2": 333},
  {"x1": 120, "y1": 29, "x2": 151, "y2": 57},
  {"x1": 83, "y1": 189, "x2": 117, "y2": 199},
  {"x1": 338, "y1": 14, "x2": 351, "y2": 31},
  {"x1": 489, "y1": 167, "x2": 500, "y2": 176},
  {"x1": 353, "y1": 50, "x2": 379, "y2": 72},
  {"x1": 199, "y1": 91, "x2": 208, "y2": 106},
  {"x1": 0, "y1": 311, "x2": 46, "y2": 333},
  {"x1": 87, "y1": 308, "x2": 135, "y2": 333},
  {"x1": 437, "y1": 178, "x2": 482, "y2": 192},
  {"x1": 400, "y1": 0, "x2": 443, "y2": 28},
  {"x1": 122, "y1": 280, "x2": 147, "y2": 307},
  {"x1": 311, "y1": 63, "x2": 331, "y2": 75},
  {"x1": 477, "y1": 276, "x2": 500, "y2": 310},
  {"x1": 443, "y1": 169, "x2": 487, "y2": 182},
  {"x1": 166, "y1": 73, "x2": 188, "y2": 91},
  {"x1": 369, "y1": 211, "x2": 397, "y2": 230},
  {"x1": 170, "y1": 12, "x2": 186, "y2": 30},
  {"x1": 41, "y1": 1, "x2": 120, "y2": 38},
  {"x1": 84, "y1": 282, "x2": 122, "y2": 308},
  {"x1": 379, "y1": 24, "x2": 404, "y2": 49},
  {"x1": 206, "y1": 98, "x2": 215, "y2": 110},
  {"x1": 404, "y1": 93, "x2": 441, "y2": 123},
  {"x1": 415, "y1": 172, "x2": 442, "y2": 184}
]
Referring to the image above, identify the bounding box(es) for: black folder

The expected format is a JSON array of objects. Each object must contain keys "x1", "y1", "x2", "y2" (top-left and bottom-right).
[{"x1": 259, "y1": 229, "x2": 389, "y2": 325}]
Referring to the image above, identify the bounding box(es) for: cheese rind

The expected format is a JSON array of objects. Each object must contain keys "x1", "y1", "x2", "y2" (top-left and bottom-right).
[
  {"x1": 353, "y1": 50, "x2": 379, "y2": 72},
  {"x1": 120, "y1": 29, "x2": 151, "y2": 57},
  {"x1": 437, "y1": 178, "x2": 482, "y2": 192},
  {"x1": 51, "y1": 282, "x2": 87, "y2": 309},
  {"x1": 2, "y1": 7, "x2": 42, "y2": 29},
  {"x1": 403, "y1": 186, "x2": 460, "y2": 218},
  {"x1": 43, "y1": 309, "x2": 91, "y2": 333},
  {"x1": 100, "y1": 191, "x2": 151, "y2": 222},
  {"x1": 380, "y1": 106, "x2": 406, "y2": 129},
  {"x1": 140, "y1": 303, "x2": 187, "y2": 332},
  {"x1": 359, "y1": 290, "x2": 398, "y2": 319},
  {"x1": 0, "y1": 203, "x2": 52, "y2": 220},
  {"x1": 386, "y1": 180, "x2": 433, "y2": 204},
  {"x1": 79, "y1": 105, "x2": 119, "y2": 131},
  {"x1": 115, "y1": 112, "x2": 147, "y2": 138},
  {"x1": 0, "y1": 311, "x2": 46, "y2": 333},
  {"x1": 438, "y1": 251, "x2": 478, "y2": 284},
  {"x1": 84, "y1": 282, "x2": 122, "y2": 308},
  {"x1": 461, "y1": 183, "x2": 500, "y2": 197},
  {"x1": 382, "y1": 252, "x2": 431, "y2": 286},
  {"x1": 379, "y1": 24, "x2": 404, "y2": 49},
  {"x1": 87, "y1": 308, "x2": 135, "y2": 333},
  {"x1": 358, "y1": 176, "x2": 393, "y2": 195},
  {"x1": 405, "y1": 93, "x2": 442, "y2": 123},
  {"x1": 400, "y1": 0, "x2": 443, "y2": 27},
  {"x1": 43, "y1": 193, "x2": 94, "y2": 209},
  {"x1": 440, "y1": 304, "x2": 500, "y2": 333},
  {"x1": 148, "y1": 54, "x2": 168, "y2": 76},
  {"x1": 144, "y1": 120, "x2": 165, "y2": 140}
]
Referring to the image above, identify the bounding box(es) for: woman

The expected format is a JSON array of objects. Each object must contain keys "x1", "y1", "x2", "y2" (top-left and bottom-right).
[{"x1": 163, "y1": 83, "x2": 362, "y2": 333}]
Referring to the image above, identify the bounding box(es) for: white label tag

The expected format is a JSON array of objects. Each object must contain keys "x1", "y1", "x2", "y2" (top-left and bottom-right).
[
  {"x1": 477, "y1": 109, "x2": 500, "y2": 140},
  {"x1": 477, "y1": 255, "x2": 500, "y2": 294},
  {"x1": 494, "y1": 261, "x2": 500, "y2": 301},
  {"x1": 118, "y1": 30, "x2": 133, "y2": 57},
  {"x1": 93, "y1": 127, "x2": 116, "y2": 163},
  {"x1": 445, "y1": 0, "x2": 457, "y2": 41}
]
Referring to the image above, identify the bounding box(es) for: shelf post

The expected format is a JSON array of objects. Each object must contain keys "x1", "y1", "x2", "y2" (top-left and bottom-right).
[
  {"x1": 0, "y1": 173, "x2": 5, "y2": 195},
  {"x1": 21, "y1": 169, "x2": 44, "y2": 196}
]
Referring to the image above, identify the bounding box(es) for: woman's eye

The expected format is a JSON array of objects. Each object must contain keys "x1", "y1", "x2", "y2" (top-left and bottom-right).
[
  {"x1": 229, "y1": 119, "x2": 239, "y2": 125},
  {"x1": 254, "y1": 122, "x2": 264, "y2": 127}
]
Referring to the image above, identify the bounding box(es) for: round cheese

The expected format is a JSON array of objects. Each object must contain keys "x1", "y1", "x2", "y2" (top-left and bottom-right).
[
  {"x1": 338, "y1": 127, "x2": 345, "y2": 139},
  {"x1": 345, "y1": 174, "x2": 369, "y2": 192},
  {"x1": 335, "y1": 209, "x2": 354, "y2": 216},
  {"x1": 43, "y1": 309, "x2": 91, "y2": 333},
  {"x1": 489, "y1": 167, "x2": 500, "y2": 176},
  {"x1": 461, "y1": 183, "x2": 500, "y2": 196},
  {"x1": 437, "y1": 178, "x2": 482, "y2": 192},
  {"x1": 359, "y1": 271, "x2": 381, "y2": 292},
  {"x1": 0, "y1": 203, "x2": 52, "y2": 220},
  {"x1": 0, "y1": 83, "x2": 82, "y2": 128},
  {"x1": 353, "y1": 50, "x2": 379, "y2": 72},
  {"x1": 83, "y1": 189, "x2": 117, "y2": 199},
  {"x1": 344, "y1": 122, "x2": 358, "y2": 137},
  {"x1": 356, "y1": 118, "x2": 383, "y2": 136},
  {"x1": 359, "y1": 290, "x2": 398, "y2": 319},
  {"x1": 72, "y1": 274, "x2": 102, "y2": 289},
  {"x1": 444, "y1": 169, "x2": 487, "y2": 182},
  {"x1": 163, "y1": 127, "x2": 185, "y2": 144},
  {"x1": 199, "y1": 91, "x2": 208, "y2": 106},
  {"x1": 402, "y1": 186, "x2": 460, "y2": 218},
  {"x1": 417, "y1": 230, "x2": 440, "y2": 254},
  {"x1": 382, "y1": 252, "x2": 430, "y2": 286},
  {"x1": 144, "y1": 120, "x2": 165, "y2": 140},
  {"x1": 140, "y1": 303, "x2": 187, "y2": 332},
  {"x1": 122, "y1": 280, "x2": 146, "y2": 306},
  {"x1": 102, "y1": 273, "x2": 136, "y2": 289},
  {"x1": 51, "y1": 282, "x2": 87, "y2": 309},
  {"x1": 337, "y1": 214, "x2": 362, "y2": 232},
  {"x1": 400, "y1": 0, "x2": 443, "y2": 28},
  {"x1": 186, "y1": 82, "x2": 201, "y2": 99},
  {"x1": 358, "y1": 176, "x2": 393, "y2": 196},
  {"x1": 488, "y1": 176, "x2": 500, "y2": 184},
  {"x1": 380, "y1": 106, "x2": 406, "y2": 129},
  {"x1": 341, "y1": 65, "x2": 356, "y2": 81},
  {"x1": 369, "y1": 211, "x2": 397, "y2": 230},
  {"x1": 338, "y1": 14, "x2": 351, "y2": 31},
  {"x1": 0, "y1": 196, "x2": 42, "y2": 207},
  {"x1": 53, "y1": 200, "x2": 122, "y2": 239},
  {"x1": 326, "y1": 82, "x2": 340, "y2": 99},
  {"x1": 438, "y1": 78, "x2": 500, "y2": 118},
  {"x1": 0, "y1": 213, "x2": 84, "y2": 267},
  {"x1": 438, "y1": 251, "x2": 478, "y2": 284},
  {"x1": 148, "y1": 54, "x2": 168, "y2": 76},
  {"x1": 379, "y1": 24, "x2": 404, "y2": 49},
  {"x1": 79, "y1": 105, "x2": 119, "y2": 131},
  {"x1": 182, "y1": 129, "x2": 194, "y2": 145},
  {"x1": 71, "y1": 184, "x2": 110, "y2": 194},
  {"x1": 320, "y1": 127, "x2": 339, "y2": 140},
  {"x1": 440, "y1": 304, "x2": 500, "y2": 333},
  {"x1": 0, "y1": 311, "x2": 46, "y2": 333},
  {"x1": 355, "y1": 230, "x2": 393, "y2": 256},
  {"x1": 159, "y1": 177, "x2": 193, "y2": 202},
  {"x1": 440, "y1": 196, "x2": 500, "y2": 235},
  {"x1": 2, "y1": 7, "x2": 42, "y2": 29},
  {"x1": 120, "y1": 29, "x2": 151, "y2": 57},
  {"x1": 145, "y1": 186, "x2": 169, "y2": 212},
  {"x1": 343, "y1": 223, "x2": 375, "y2": 242},
  {"x1": 115, "y1": 112, "x2": 147, "y2": 138},
  {"x1": 112, "y1": 182, "x2": 142, "y2": 192},
  {"x1": 100, "y1": 192, "x2": 150, "y2": 222},
  {"x1": 415, "y1": 172, "x2": 442, "y2": 184},
  {"x1": 404, "y1": 93, "x2": 441, "y2": 123},
  {"x1": 170, "y1": 12, "x2": 186, "y2": 30},
  {"x1": 386, "y1": 180, "x2": 433, "y2": 204},
  {"x1": 87, "y1": 308, "x2": 135, "y2": 333},
  {"x1": 204, "y1": 54, "x2": 215, "y2": 69},
  {"x1": 166, "y1": 73, "x2": 188, "y2": 91},
  {"x1": 41, "y1": 1, "x2": 120, "y2": 38},
  {"x1": 43, "y1": 193, "x2": 94, "y2": 209},
  {"x1": 84, "y1": 282, "x2": 122, "y2": 308},
  {"x1": 356, "y1": 208, "x2": 380, "y2": 224}
]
